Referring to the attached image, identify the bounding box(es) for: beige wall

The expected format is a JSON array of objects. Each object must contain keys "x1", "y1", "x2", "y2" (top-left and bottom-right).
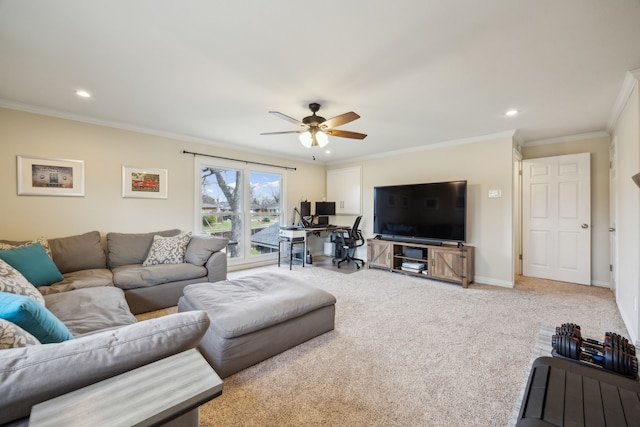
[
  {"x1": 611, "y1": 83, "x2": 640, "y2": 343},
  {"x1": 0, "y1": 108, "x2": 326, "y2": 241},
  {"x1": 521, "y1": 135, "x2": 611, "y2": 287},
  {"x1": 330, "y1": 135, "x2": 516, "y2": 287}
]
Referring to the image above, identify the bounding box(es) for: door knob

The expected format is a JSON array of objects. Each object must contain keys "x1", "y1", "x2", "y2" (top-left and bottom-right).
[
  {"x1": 581, "y1": 224, "x2": 589, "y2": 229},
  {"x1": 609, "y1": 227, "x2": 616, "y2": 232}
]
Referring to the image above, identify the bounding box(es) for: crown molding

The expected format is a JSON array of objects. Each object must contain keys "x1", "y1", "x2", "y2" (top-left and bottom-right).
[
  {"x1": 523, "y1": 130, "x2": 610, "y2": 147},
  {"x1": 607, "y1": 68, "x2": 640, "y2": 132},
  {"x1": 0, "y1": 99, "x2": 320, "y2": 167},
  {"x1": 328, "y1": 130, "x2": 519, "y2": 166}
]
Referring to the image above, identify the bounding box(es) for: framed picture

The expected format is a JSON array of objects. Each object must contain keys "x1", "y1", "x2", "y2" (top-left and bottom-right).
[
  {"x1": 17, "y1": 155, "x2": 85, "y2": 197},
  {"x1": 122, "y1": 166, "x2": 168, "y2": 199}
]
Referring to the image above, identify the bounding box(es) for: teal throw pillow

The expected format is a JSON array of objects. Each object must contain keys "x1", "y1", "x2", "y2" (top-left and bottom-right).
[
  {"x1": 0, "y1": 242, "x2": 63, "y2": 287},
  {"x1": 0, "y1": 292, "x2": 74, "y2": 343}
]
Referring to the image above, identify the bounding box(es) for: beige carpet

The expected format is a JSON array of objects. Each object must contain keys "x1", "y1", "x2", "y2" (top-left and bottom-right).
[{"x1": 144, "y1": 267, "x2": 629, "y2": 426}]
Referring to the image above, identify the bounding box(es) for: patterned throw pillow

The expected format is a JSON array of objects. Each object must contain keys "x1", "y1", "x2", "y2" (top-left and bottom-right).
[
  {"x1": 0, "y1": 237, "x2": 53, "y2": 258},
  {"x1": 0, "y1": 259, "x2": 45, "y2": 306},
  {"x1": 142, "y1": 232, "x2": 192, "y2": 266},
  {"x1": 0, "y1": 318, "x2": 40, "y2": 349}
]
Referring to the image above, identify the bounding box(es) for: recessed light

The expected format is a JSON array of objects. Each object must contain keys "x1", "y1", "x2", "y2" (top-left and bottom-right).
[
  {"x1": 505, "y1": 109, "x2": 519, "y2": 116},
  {"x1": 325, "y1": 150, "x2": 331, "y2": 154},
  {"x1": 75, "y1": 90, "x2": 91, "y2": 98}
]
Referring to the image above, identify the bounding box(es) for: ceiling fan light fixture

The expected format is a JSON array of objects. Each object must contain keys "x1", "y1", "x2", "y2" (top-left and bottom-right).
[
  {"x1": 316, "y1": 131, "x2": 329, "y2": 147},
  {"x1": 299, "y1": 131, "x2": 313, "y2": 148},
  {"x1": 299, "y1": 129, "x2": 329, "y2": 148}
]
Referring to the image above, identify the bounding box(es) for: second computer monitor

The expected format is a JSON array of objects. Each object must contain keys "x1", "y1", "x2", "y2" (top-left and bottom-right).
[
  {"x1": 315, "y1": 201, "x2": 336, "y2": 216},
  {"x1": 300, "y1": 201, "x2": 311, "y2": 217}
]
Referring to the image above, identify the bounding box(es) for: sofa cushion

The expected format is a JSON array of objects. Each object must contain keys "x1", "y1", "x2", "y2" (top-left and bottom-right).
[
  {"x1": 107, "y1": 229, "x2": 181, "y2": 268},
  {"x1": 185, "y1": 234, "x2": 228, "y2": 266},
  {"x1": 0, "y1": 319, "x2": 40, "y2": 349},
  {"x1": 112, "y1": 263, "x2": 207, "y2": 290},
  {"x1": 37, "y1": 268, "x2": 114, "y2": 296},
  {"x1": 0, "y1": 243, "x2": 63, "y2": 287},
  {"x1": 0, "y1": 237, "x2": 53, "y2": 258},
  {"x1": 0, "y1": 311, "x2": 210, "y2": 425},
  {"x1": 0, "y1": 259, "x2": 45, "y2": 306},
  {"x1": 142, "y1": 232, "x2": 192, "y2": 266},
  {"x1": 44, "y1": 286, "x2": 136, "y2": 337},
  {"x1": 48, "y1": 231, "x2": 107, "y2": 274},
  {"x1": 0, "y1": 292, "x2": 74, "y2": 344}
]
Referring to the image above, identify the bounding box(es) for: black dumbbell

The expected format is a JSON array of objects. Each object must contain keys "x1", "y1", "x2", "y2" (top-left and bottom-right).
[
  {"x1": 552, "y1": 333, "x2": 581, "y2": 360},
  {"x1": 552, "y1": 324, "x2": 639, "y2": 377},
  {"x1": 604, "y1": 332, "x2": 636, "y2": 356}
]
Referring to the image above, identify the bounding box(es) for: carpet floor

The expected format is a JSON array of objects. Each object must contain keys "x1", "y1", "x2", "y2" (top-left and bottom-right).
[{"x1": 149, "y1": 266, "x2": 629, "y2": 426}]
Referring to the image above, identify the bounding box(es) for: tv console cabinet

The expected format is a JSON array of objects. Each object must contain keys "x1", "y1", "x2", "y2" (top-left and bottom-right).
[{"x1": 366, "y1": 239, "x2": 474, "y2": 288}]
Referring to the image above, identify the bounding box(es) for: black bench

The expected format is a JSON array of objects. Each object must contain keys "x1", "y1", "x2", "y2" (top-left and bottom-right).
[{"x1": 518, "y1": 356, "x2": 640, "y2": 426}]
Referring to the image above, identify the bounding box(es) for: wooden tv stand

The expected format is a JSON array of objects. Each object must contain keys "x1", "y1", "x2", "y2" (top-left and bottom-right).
[{"x1": 366, "y1": 238, "x2": 474, "y2": 287}]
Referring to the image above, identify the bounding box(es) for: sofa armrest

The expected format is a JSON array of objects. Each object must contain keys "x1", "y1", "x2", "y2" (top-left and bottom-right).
[
  {"x1": 0, "y1": 311, "x2": 210, "y2": 425},
  {"x1": 205, "y1": 251, "x2": 228, "y2": 283}
]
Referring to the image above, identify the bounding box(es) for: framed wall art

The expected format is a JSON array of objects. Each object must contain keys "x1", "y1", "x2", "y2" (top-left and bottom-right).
[
  {"x1": 122, "y1": 166, "x2": 168, "y2": 199},
  {"x1": 17, "y1": 155, "x2": 85, "y2": 197}
]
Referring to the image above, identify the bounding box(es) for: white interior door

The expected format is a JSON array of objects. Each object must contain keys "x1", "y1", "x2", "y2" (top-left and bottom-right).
[{"x1": 522, "y1": 153, "x2": 591, "y2": 285}]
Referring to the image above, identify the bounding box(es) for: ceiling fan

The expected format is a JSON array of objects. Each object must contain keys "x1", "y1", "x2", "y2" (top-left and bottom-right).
[{"x1": 261, "y1": 103, "x2": 367, "y2": 148}]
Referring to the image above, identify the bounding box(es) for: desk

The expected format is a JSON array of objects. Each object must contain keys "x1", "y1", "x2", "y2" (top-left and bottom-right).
[{"x1": 278, "y1": 226, "x2": 350, "y2": 269}]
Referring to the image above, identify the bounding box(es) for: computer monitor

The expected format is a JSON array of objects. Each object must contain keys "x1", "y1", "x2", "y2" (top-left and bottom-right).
[
  {"x1": 300, "y1": 201, "x2": 311, "y2": 217},
  {"x1": 315, "y1": 201, "x2": 336, "y2": 216}
]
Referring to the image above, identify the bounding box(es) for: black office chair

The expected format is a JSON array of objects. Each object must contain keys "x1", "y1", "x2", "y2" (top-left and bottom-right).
[{"x1": 333, "y1": 216, "x2": 365, "y2": 269}]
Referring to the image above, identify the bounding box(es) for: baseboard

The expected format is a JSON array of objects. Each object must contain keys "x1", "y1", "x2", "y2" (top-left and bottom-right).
[{"x1": 474, "y1": 276, "x2": 514, "y2": 288}]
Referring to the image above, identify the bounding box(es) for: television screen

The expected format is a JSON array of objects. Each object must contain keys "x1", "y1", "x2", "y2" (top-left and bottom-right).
[
  {"x1": 315, "y1": 201, "x2": 336, "y2": 216},
  {"x1": 373, "y1": 181, "x2": 467, "y2": 243}
]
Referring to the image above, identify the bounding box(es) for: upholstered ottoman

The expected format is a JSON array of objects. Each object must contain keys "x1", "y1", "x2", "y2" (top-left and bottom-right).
[{"x1": 177, "y1": 272, "x2": 336, "y2": 378}]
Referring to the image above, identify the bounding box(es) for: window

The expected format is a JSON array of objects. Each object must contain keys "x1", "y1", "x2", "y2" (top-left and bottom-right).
[{"x1": 195, "y1": 157, "x2": 285, "y2": 265}]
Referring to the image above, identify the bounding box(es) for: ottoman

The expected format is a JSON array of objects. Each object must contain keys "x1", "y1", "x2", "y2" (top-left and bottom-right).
[{"x1": 178, "y1": 272, "x2": 336, "y2": 378}]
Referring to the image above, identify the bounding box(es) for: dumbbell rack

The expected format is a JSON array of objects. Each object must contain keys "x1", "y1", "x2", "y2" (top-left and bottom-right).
[{"x1": 551, "y1": 323, "x2": 639, "y2": 380}]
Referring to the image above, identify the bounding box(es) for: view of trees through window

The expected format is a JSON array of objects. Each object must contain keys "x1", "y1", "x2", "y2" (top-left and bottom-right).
[{"x1": 200, "y1": 165, "x2": 282, "y2": 260}]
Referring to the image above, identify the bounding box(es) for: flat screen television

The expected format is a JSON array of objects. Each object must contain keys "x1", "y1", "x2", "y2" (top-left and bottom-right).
[{"x1": 373, "y1": 181, "x2": 467, "y2": 244}]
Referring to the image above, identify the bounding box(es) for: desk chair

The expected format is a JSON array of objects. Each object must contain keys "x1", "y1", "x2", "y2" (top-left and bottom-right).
[{"x1": 333, "y1": 216, "x2": 365, "y2": 269}]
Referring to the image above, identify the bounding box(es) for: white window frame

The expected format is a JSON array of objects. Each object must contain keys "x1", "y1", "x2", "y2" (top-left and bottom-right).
[{"x1": 194, "y1": 156, "x2": 287, "y2": 269}]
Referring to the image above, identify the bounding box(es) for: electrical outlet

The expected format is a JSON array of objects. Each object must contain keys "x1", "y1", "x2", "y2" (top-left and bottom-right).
[{"x1": 488, "y1": 189, "x2": 502, "y2": 198}]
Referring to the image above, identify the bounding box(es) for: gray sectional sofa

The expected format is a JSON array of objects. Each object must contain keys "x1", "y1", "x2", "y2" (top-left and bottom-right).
[
  {"x1": 0, "y1": 229, "x2": 229, "y2": 424},
  {"x1": 36, "y1": 229, "x2": 229, "y2": 314}
]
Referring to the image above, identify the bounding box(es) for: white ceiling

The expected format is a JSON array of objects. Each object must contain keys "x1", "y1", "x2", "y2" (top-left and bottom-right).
[{"x1": 1, "y1": 1, "x2": 639, "y2": 164}]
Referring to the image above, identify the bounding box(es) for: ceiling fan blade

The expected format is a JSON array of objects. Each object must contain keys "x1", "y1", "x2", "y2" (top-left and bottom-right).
[
  {"x1": 269, "y1": 111, "x2": 306, "y2": 127},
  {"x1": 325, "y1": 129, "x2": 367, "y2": 140},
  {"x1": 260, "y1": 130, "x2": 304, "y2": 135},
  {"x1": 321, "y1": 111, "x2": 360, "y2": 129}
]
